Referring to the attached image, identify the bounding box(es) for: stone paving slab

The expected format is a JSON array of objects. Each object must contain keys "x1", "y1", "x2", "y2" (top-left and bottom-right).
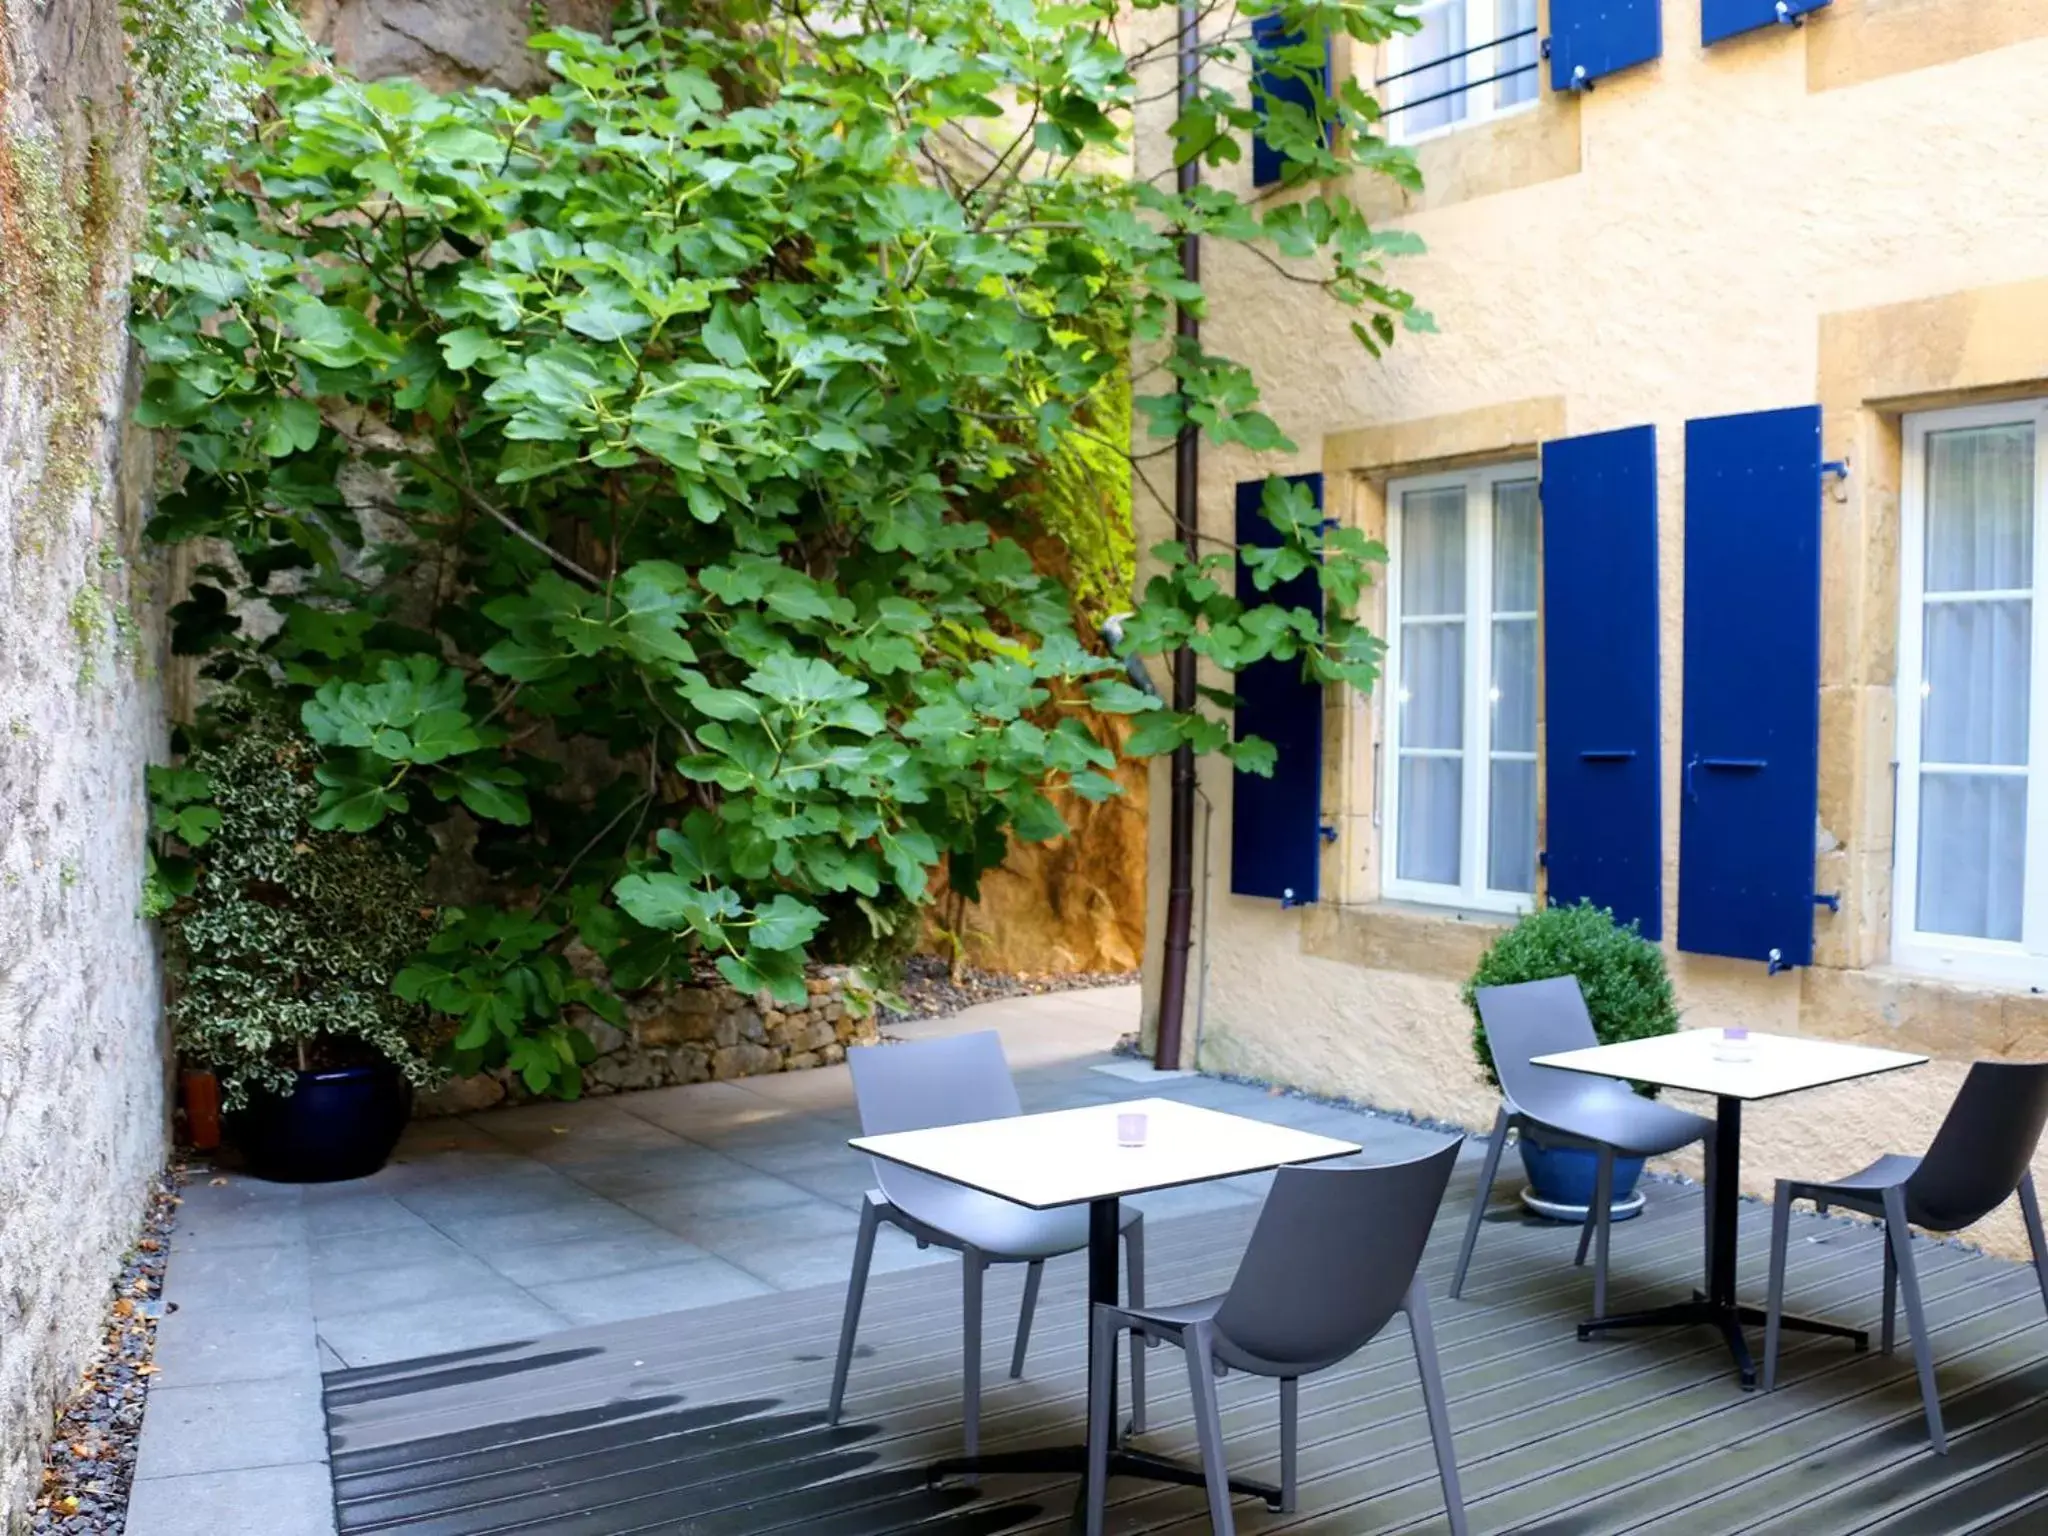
[
  {"x1": 132, "y1": 1374, "x2": 328, "y2": 1479},
  {"x1": 126, "y1": 1462, "x2": 338, "y2": 1536},
  {"x1": 149, "y1": 1306, "x2": 321, "y2": 1390}
]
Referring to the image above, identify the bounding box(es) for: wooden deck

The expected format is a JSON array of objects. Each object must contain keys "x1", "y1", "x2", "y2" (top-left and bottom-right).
[{"x1": 323, "y1": 1162, "x2": 2048, "y2": 1535}]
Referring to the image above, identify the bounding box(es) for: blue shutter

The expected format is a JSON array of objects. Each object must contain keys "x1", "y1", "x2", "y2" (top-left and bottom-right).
[
  {"x1": 1251, "y1": 15, "x2": 1332, "y2": 189},
  {"x1": 1548, "y1": 0, "x2": 1663, "y2": 91},
  {"x1": 1702, "y1": 0, "x2": 1829, "y2": 46},
  {"x1": 1677, "y1": 406, "x2": 1824, "y2": 966},
  {"x1": 1231, "y1": 474, "x2": 1325, "y2": 904},
  {"x1": 1540, "y1": 425, "x2": 1664, "y2": 938}
]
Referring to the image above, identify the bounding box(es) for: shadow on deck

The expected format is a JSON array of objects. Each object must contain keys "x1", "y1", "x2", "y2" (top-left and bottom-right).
[{"x1": 323, "y1": 1159, "x2": 2048, "y2": 1536}]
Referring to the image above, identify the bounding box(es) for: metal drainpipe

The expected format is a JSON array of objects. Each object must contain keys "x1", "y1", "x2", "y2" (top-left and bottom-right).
[{"x1": 1153, "y1": 0, "x2": 1202, "y2": 1072}]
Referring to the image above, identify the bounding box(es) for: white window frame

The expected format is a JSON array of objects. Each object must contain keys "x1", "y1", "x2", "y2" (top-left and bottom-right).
[
  {"x1": 1893, "y1": 397, "x2": 2048, "y2": 988},
  {"x1": 1382, "y1": 460, "x2": 1540, "y2": 914},
  {"x1": 1383, "y1": 0, "x2": 1542, "y2": 147}
]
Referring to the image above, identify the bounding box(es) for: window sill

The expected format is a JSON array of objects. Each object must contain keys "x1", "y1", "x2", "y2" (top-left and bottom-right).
[
  {"x1": 1298, "y1": 899, "x2": 1509, "y2": 981},
  {"x1": 1389, "y1": 98, "x2": 1540, "y2": 150},
  {"x1": 1875, "y1": 950, "x2": 2048, "y2": 999},
  {"x1": 1344, "y1": 92, "x2": 1579, "y2": 218}
]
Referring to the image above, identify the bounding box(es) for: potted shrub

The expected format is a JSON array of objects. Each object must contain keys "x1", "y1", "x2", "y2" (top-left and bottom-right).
[
  {"x1": 1462, "y1": 900, "x2": 1680, "y2": 1223},
  {"x1": 149, "y1": 711, "x2": 443, "y2": 1182}
]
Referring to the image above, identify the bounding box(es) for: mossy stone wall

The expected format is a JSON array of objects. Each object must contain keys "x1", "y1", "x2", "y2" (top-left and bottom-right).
[{"x1": 0, "y1": 0, "x2": 173, "y2": 1527}]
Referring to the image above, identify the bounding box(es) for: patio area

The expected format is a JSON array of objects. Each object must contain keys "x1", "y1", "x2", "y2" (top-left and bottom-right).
[{"x1": 126, "y1": 987, "x2": 2048, "y2": 1535}]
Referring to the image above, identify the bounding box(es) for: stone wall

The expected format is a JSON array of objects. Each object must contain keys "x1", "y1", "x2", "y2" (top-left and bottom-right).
[
  {"x1": 420, "y1": 970, "x2": 879, "y2": 1114},
  {"x1": 302, "y1": 0, "x2": 610, "y2": 92},
  {"x1": 0, "y1": 0, "x2": 171, "y2": 1527},
  {"x1": 927, "y1": 711, "x2": 1147, "y2": 977}
]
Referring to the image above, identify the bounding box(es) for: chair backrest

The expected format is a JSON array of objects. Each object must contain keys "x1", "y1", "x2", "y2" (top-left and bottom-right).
[
  {"x1": 846, "y1": 1031, "x2": 1023, "y2": 1223},
  {"x1": 1211, "y1": 1138, "x2": 1461, "y2": 1374},
  {"x1": 1473, "y1": 975, "x2": 1611, "y2": 1122},
  {"x1": 1905, "y1": 1061, "x2": 2048, "y2": 1232}
]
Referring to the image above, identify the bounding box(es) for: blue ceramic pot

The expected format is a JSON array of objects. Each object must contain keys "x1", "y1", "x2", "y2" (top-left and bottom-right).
[
  {"x1": 231, "y1": 1063, "x2": 410, "y2": 1183},
  {"x1": 1518, "y1": 1134, "x2": 1645, "y2": 1223}
]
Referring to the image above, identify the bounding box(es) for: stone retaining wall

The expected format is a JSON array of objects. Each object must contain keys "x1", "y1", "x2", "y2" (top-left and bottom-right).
[{"x1": 419, "y1": 968, "x2": 878, "y2": 1114}]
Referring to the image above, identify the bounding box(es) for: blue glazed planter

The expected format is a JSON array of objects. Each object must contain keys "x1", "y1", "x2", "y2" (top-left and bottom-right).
[
  {"x1": 231, "y1": 1063, "x2": 410, "y2": 1184},
  {"x1": 1519, "y1": 1135, "x2": 1646, "y2": 1223}
]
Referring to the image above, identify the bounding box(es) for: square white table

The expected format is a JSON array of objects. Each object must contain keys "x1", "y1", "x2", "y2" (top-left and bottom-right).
[
  {"x1": 1532, "y1": 1028, "x2": 1928, "y2": 1387},
  {"x1": 850, "y1": 1097, "x2": 1360, "y2": 1503}
]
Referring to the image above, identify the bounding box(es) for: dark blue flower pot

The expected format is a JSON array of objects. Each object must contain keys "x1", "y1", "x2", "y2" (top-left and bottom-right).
[
  {"x1": 1518, "y1": 1135, "x2": 1646, "y2": 1223},
  {"x1": 231, "y1": 1064, "x2": 410, "y2": 1183}
]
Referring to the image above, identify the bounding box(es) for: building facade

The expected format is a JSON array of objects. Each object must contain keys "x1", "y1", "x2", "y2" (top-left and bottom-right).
[{"x1": 1135, "y1": 0, "x2": 2048, "y2": 1257}]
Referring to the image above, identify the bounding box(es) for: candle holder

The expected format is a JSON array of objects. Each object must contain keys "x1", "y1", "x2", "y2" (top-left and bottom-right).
[{"x1": 1714, "y1": 1026, "x2": 1754, "y2": 1064}]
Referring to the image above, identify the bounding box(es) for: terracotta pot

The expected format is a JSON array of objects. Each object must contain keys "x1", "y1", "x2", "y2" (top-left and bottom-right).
[{"x1": 181, "y1": 1068, "x2": 223, "y2": 1152}]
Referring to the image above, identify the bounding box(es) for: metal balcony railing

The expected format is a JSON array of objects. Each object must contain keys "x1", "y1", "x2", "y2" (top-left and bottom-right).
[{"x1": 1374, "y1": 27, "x2": 1538, "y2": 119}]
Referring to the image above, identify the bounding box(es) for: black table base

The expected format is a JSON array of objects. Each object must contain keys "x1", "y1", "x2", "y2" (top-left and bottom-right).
[
  {"x1": 1578, "y1": 1294, "x2": 1868, "y2": 1389},
  {"x1": 925, "y1": 1197, "x2": 1279, "y2": 1516},
  {"x1": 1572, "y1": 1096, "x2": 1869, "y2": 1389}
]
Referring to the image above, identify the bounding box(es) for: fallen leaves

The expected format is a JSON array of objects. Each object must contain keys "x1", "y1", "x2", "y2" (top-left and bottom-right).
[{"x1": 31, "y1": 1168, "x2": 181, "y2": 1535}]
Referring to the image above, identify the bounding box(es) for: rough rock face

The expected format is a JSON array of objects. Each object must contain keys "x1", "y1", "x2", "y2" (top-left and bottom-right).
[
  {"x1": 0, "y1": 0, "x2": 171, "y2": 1524},
  {"x1": 416, "y1": 969, "x2": 879, "y2": 1114},
  {"x1": 929, "y1": 710, "x2": 1148, "y2": 975},
  {"x1": 299, "y1": 0, "x2": 611, "y2": 92}
]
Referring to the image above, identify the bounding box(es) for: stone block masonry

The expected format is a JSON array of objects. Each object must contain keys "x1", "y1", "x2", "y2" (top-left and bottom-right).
[
  {"x1": 418, "y1": 969, "x2": 880, "y2": 1113},
  {"x1": 1, "y1": 0, "x2": 173, "y2": 1526}
]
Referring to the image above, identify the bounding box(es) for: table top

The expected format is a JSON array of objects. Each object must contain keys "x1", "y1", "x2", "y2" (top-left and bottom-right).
[
  {"x1": 848, "y1": 1097, "x2": 1362, "y2": 1210},
  {"x1": 1531, "y1": 1028, "x2": 1929, "y2": 1102}
]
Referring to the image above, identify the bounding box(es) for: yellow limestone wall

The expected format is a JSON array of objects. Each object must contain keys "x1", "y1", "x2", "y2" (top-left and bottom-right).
[{"x1": 1133, "y1": 0, "x2": 2048, "y2": 1259}]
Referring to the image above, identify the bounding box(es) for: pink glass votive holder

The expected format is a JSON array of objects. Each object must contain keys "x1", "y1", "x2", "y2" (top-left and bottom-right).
[{"x1": 1715, "y1": 1026, "x2": 1754, "y2": 1064}]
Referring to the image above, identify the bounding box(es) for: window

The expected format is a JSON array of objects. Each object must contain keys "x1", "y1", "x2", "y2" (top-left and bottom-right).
[
  {"x1": 1381, "y1": 0, "x2": 1540, "y2": 143},
  {"x1": 1384, "y1": 463, "x2": 1540, "y2": 911},
  {"x1": 1895, "y1": 400, "x2": 2048, "y2": 985}
]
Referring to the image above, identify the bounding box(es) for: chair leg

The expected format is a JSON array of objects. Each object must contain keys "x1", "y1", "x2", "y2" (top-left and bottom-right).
[
  {"x1": 1184, "y1": 1325, "x2": 1237, "y2": 1536},
  {"x1": 1701, "y1": 1124, "x2": 1717, "y2": 1287},
  {"x1": 1762, "y1": 1180, "x2": 1791, "y2": 1392},
  {"x1": 1451, "y1": 1106, "x2": 1509, "y2": 1300},
  {"x1": 1882, "y1": 1188, "x2": 1946, "y2": 1454},
  {"x1": 1279, "y1": 1377, "x2": 1298, "y2": 1514},
  {"x1": 1882, "y1": 1236, "x2": 1898, "y2": 1356},
  {"x1": 1085, "y1": 1307, "x2": 1118, "y2": 1536},
  {"x1": 1406, "y1": 1278, "x2": 1469, "y2": 1536},
  {"x1": 1123, "y1": 1219, "x2": 1148, "y2": 1435},
  {"x1": 962, "y1": 1246, "x2": 985, "y2": 1460},
  {"x1": 1588, "y1": 1146, "x2": 1616, "y2": 1319},
  {"x1": 1010, "y1": 1260, "x2": 1043, "y2": 1380},
  {"x1": 2018, "y1": 1172, "x2": 2048, "y2": 1318},
  {"x1": 828, "y1": 1195, "x2": 881, "y2": 1424}
]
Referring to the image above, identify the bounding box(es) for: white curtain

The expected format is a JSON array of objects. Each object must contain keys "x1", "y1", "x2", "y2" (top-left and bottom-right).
[
  {"x1": 1917, "y1": 422, "x2": 2035, "y2": 940},
  {"x1": 1403, "y1": 1, "x2": 1468, "y2": 134},
  {"x1": 1495, "y1": 0, "x2": 1538, "y2": 108},
  {"x1": 1398, "y1": 487, "x2": 1465, "y2": 885},
  {"x1": 1489, "y1": 480, "x2": 1540, "y2": 893}
]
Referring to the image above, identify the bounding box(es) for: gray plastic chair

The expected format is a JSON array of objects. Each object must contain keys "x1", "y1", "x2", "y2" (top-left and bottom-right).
[
  {"x1": 1762, "y1": 1060, "x2": 2048, "y2": 1452},
  {"x1": 1084, "y1": 1140, "x2": 1468, "y2": 1536},
  {"x1": 1452, "y1": 976, "x2": 1715, "y2": 1317},
  {"x1": 828, "y1": 1031, "x2": 1145, "y2": 1454}
]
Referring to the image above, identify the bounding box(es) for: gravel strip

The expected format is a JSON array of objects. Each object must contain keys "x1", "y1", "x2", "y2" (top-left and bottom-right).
[
  {"x1": 877, "y1": 954, "x2": 1135, "y2": 1028},
  {"x1": 31, "y1": 1167, "x2": 183, "y2": 1536}
]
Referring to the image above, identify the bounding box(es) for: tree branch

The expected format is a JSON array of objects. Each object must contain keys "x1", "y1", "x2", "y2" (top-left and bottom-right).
[{"x1": 325, "y1": 418, "x2": 606, "y2": 589}]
